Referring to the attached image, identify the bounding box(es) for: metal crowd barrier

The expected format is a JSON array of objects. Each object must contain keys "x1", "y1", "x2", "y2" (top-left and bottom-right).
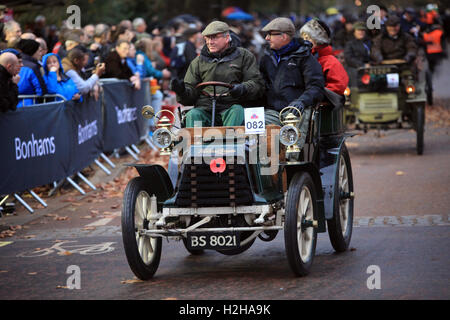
[{"x1": 6, "y1": 79, "x2": 156, "y2": 214}]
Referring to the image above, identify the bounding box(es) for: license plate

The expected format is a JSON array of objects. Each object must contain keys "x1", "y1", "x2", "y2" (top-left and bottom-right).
[{"x1": 186, "y1": 232, "x2": 240, "y2": 250}]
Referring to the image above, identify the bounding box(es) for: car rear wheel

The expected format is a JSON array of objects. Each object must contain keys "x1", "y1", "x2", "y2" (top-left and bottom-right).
[
  {"x1": 122, "y1": 177, "x2": 162, "y2": 280},
  {"x1": 327, "y1": 144, "x2": 354, "y2": 252},
  {"x1": 416, "y1": 104, "x2": 425, "y2": 155},
  {"x1": 284, "y1": 172, "x2": 317, "y2": 277}
]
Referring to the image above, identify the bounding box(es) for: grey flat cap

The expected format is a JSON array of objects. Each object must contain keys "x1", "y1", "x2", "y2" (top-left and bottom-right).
[
  {"x1": 202, "y1": 21, "x2": 230, "y2": 36},
  {"x1": 262, "y1": 17, "x2": 295, "y2": 36}
]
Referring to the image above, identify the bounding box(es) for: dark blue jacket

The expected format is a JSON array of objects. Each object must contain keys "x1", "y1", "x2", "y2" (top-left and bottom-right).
[
  {"x1": 259, "y1": 38, "x2": 325, "y2": 111},
  {"x1": 17, "y1": 53, "x2": 47, "y2": 107}
]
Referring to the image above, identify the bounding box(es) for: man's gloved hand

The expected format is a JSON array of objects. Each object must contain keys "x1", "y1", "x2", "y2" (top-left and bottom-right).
[
  {"x1": 170, "y1": 78, "x2": 186, "y2": 95},
  {"x1": 230, "y1": 83, "x2": 246, "y2": 98},
  {"x1": 287, "y1": 103, "x2": 305, "y2": 115}
]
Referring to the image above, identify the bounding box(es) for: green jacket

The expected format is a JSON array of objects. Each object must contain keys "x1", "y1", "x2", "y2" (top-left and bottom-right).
[{"x1": 178, "y1": 41, "x2": 264, "y2": 112}]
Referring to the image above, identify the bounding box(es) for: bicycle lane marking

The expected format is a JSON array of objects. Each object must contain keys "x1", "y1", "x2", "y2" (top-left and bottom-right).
[
  {"x1": 85, "y1": 212, "x2": 121, "y2": 227},
  {"x1": 0, "y1": 241, "x2": 13, "y2": 248},
  {"x1": 16, "y1": 240, "x2": 117, "y2": 258}
]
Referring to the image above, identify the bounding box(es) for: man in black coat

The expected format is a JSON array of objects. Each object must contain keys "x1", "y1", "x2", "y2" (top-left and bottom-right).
[
  {"x1": 103, "y1": 40, "x2": 141, "y2": 89},
  {"x1": 344, "y1": 22, "x2": 372, "y2": 87},
  {"x1": 0, "y1": 52, "x2": 21, "y2": 113},
  {"x1": 169, "y1": 28, "x2": 200, "y2": 80},
  {"x1": 259, "y1": 17, "x2": 324, "y2": 127}
]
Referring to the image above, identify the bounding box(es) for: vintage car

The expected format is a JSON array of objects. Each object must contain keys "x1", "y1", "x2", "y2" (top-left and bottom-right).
[
  {"x1": 121, "y1": 82, "x2": 355, "y2": 279},
  {"x1": 344, "y1": 59, "x2": 426, "y2": 155}
]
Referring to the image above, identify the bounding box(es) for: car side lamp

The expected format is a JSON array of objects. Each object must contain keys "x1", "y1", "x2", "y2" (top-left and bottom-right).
[
  {"x1": 361, "y1": 73, "x2": 371, "y2": 85},
  {"x1": 142, "y1": 105, "x2": 175, "y2": 156},
  {"x1": 344, "y1": 87, "x2": 351, "y2": 96},
  {"x1": 406, "y1": 84, "x2": 416, "y2": 95},
  {"x1": 279, "y1": 107, "x2": 302, "y2": 156}
]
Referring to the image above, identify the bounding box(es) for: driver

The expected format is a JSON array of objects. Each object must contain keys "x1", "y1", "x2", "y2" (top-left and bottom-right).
[
  {"x1": 371, "y1": 15, "x2": 417, "y2": 64},
  {"x1": 170, "y1": 21, "x2": 264, "y2": 127}
]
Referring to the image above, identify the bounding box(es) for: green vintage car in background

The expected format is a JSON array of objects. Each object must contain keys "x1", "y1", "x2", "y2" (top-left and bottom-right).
[{"x1": 344, "y1": 58, "x2": 427, "y2": 155}]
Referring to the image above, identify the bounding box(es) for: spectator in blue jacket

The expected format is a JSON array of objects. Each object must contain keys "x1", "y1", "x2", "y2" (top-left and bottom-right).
[
  {"x1": 126, "y1": 42, "x2": 146, "y2": 78},
  {"x1": 42, "y1": 53, "x2": 81, "y2": 102},
  {"x1": 135, "y1": 39, "x2": 170, "y2": 79},
  {"x1": 16, "y1": 39, "x2": 47, "y2": 107}
]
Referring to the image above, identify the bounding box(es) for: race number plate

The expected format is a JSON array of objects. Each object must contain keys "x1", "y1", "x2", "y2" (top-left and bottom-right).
[
  {"x1": 244, "y1": 107, "x2": 266, "y2": 134},
  {"x1": 386, "y1": 73, "x2": 399, "y2": 88},
  {"x1": 186, "y1": 232, "x2": 240, "y2": 250}
]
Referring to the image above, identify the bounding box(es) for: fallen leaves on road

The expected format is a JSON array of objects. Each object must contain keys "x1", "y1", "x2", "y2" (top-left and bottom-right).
[
  {"x1": 426, "y1": 102, "x2": 450, "y2": 128},
  {"x1": 58, "y1": 251, "x2": 72, "y2": 256},
  {"x1": 0, "y1": 226, "x2": 21, "y2": 238},
  {"x1": 28, "y1": 272, "x2": 38, "y2": 275},
  {"x1": 56, "y1": 285, "x2": 69, "y2": 289},
  {"x1": 396, "y1": 171, "x2": 405, "y2": 176},
  {"x1": 0, "y1": 270, "x2": 8, "y2": 273},
  {"x1": 22, "y1": 235, "x2": 36, "y2": 239},
  {"x1": 82, "y1": 226, "x2": 96, "y2": 231},
  {"x1": 121, "y1": 278, "x2": 144, "y2": 284}
]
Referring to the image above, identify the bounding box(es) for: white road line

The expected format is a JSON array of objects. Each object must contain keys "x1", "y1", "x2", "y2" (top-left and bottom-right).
[{"x1": 85, "y1": 218, "x2": 115, "y2": 227}]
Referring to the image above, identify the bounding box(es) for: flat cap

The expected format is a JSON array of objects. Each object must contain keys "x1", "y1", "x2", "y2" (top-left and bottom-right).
[
  {"x1": 262, "y1": 17, "x2": 295, "y2": 37},
  {"x1": 202, "y1": 21, "x2": 229, "y2": 36},
  {"x1": 386, "y1": 15, "x2": 401, "y2": 26},
  {"x1": 353, "y1": 21, "x2": 367, "y2": 30}
]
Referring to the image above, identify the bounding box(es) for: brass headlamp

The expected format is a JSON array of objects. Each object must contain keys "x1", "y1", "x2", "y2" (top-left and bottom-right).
[
  {"x1": 141, "y1": 105, "x2": 176, "y2": 156},
  {"x1": 279, "y1": 106, "x2": 303, "y2": 154}
]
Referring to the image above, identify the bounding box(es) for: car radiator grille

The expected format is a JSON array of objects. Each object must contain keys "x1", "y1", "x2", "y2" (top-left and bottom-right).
[
  {"x1": 359, "y1": 94, "x2": 398, "y2": 112},
  {"x1": 175, "y1": 162, "x2": 253, "y2": 207}
]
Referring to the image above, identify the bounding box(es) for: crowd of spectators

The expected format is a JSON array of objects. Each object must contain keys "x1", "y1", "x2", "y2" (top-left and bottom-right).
[{"x1": 1, "y1": 3, "x2": 449, "y2": 114}]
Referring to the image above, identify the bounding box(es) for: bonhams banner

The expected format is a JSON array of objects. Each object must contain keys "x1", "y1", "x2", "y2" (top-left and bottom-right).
[
  {"x1": 0, "y1": 102, "x2": 71, "y2": 195},
  {"x1": 102, "y1": 81, "x2": 150, "y2": 152},
  {"x1": 0, "y1": 80, "x2": 150, "y2": 195},
  {"x1": 66, "y1": 96, "x2": 104, "y2": 176}
]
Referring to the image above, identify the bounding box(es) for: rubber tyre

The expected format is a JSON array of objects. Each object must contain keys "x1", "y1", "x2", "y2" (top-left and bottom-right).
[
  {"x1": 416, "y1": 104, "x2": 425, "y2": 155},
  {"x1": 284, "y1": 172, "x2": 318, "y2": 277},
  {"x1": 327, "y1": 144, "x2": 354, "y2": 252},
  {"x1": 182, "y1": 238, "x2": 205, "y2": 255},
  {"x1": 216, "y1": 235, "x2": 255, "y2": 256},
  {"x1": 425, "y1": 71, "x2": 433, "y2": 105},
  {"x1": 122, "y1": 177, "x2": 162, "y2": 280}
]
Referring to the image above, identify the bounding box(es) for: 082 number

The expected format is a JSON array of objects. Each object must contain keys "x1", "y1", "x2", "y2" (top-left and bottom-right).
[{"x1": 246, "y1": 121, "x2": 264, "y2": 130}]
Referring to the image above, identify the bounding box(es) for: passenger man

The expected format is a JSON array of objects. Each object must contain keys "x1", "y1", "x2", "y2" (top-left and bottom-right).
[
  {"x1": 259, "y1": 16, "x2": 324, "y2": 143},
  {"x1": 171, "y1": 21, "x2": 264, "y2": 127}
]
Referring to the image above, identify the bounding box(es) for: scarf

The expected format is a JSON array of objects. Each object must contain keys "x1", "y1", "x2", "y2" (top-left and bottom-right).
[{"x1": 273, "y1": 38, "x2": 301, "y2": 63}]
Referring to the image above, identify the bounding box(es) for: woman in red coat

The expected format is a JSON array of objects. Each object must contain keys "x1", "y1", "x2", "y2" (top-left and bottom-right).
[{"x1": 300, "y1": 19, "x2": 349, "y2": 96}]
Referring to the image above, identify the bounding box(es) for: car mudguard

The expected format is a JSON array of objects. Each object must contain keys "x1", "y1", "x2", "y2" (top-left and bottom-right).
[
  {"x1": 319, "y1": 134, "x2": 353, "y2": 220},
  {"x1": 125, "y1": 164, "x2": 174, "y2": 204},
  {"x1": 282, "y1": 162, "x2": 326, "y2": 233}
]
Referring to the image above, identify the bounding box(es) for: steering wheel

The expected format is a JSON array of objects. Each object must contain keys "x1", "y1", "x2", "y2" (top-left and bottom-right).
[{"x1": 195, "y1": 81, "x2": 233, "y2": 99}]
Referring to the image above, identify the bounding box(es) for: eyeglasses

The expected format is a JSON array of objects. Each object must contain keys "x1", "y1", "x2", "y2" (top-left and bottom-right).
[
  {"x1": 266, "y1": 32, "x2": 283, "y2": 37},
  {"x1": 204, "y1": 33, "x2": 226, "y2": 42}
]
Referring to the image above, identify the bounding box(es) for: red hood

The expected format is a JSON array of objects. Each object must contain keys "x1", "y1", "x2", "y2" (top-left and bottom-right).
[{"x1": 312, "y1": 45, "x2": 334, "y2": 57}]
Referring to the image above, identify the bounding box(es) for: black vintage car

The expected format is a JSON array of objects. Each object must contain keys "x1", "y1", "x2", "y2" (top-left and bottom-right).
[{"x1": 121, "y1": 82, "x2": 355, "y2": 279}]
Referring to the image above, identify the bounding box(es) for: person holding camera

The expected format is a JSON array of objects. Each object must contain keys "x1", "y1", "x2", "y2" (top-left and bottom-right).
[{"x1": 62, "y1": 46, "x2": 106, "y2": 100}]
